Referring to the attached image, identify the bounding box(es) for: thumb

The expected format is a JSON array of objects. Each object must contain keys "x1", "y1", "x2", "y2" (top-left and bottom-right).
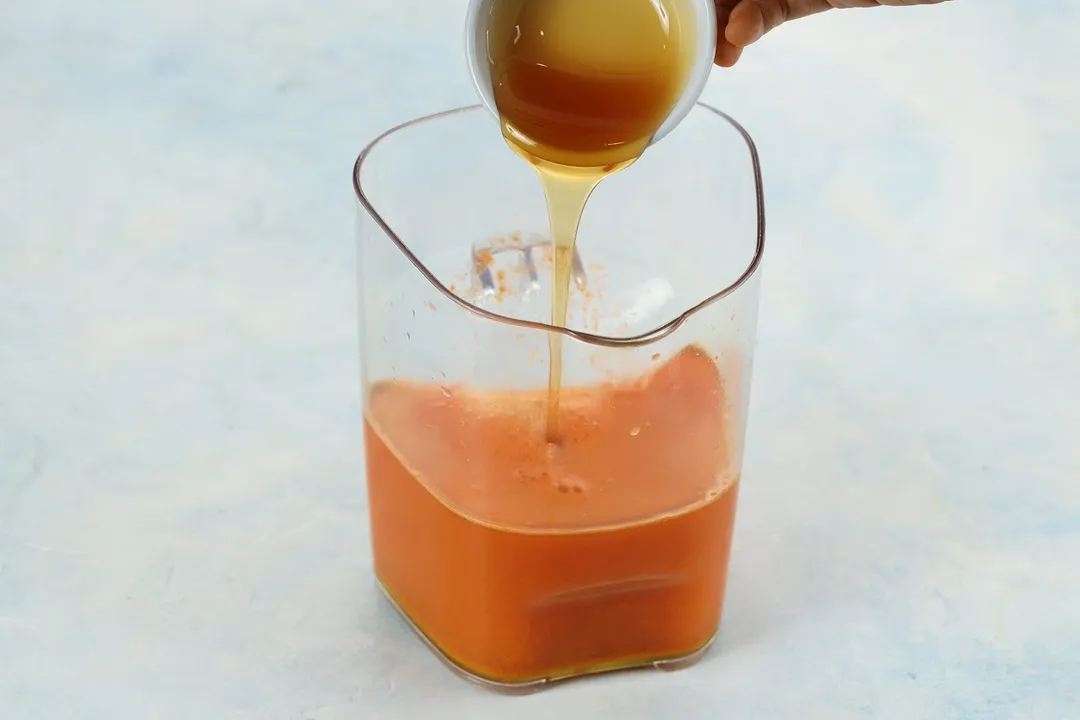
[{"x1": 723, "y1": 0, "x2": 836, "y2": 48}]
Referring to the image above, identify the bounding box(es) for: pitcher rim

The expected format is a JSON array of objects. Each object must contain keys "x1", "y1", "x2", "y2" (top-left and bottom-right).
[{"x1": 352, "y1": 103, "x2": 765, "y2": 349}]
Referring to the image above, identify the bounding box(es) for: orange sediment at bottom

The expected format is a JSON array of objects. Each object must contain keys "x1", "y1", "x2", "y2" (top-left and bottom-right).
[{"x1": 364, "y1": 345, "x2": 740, "y2": 684}]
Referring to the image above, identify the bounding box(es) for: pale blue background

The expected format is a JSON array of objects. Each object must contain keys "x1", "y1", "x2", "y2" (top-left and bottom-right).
[{"x1": 1, "y1": 1, "x2": 1078, "y2": 718}]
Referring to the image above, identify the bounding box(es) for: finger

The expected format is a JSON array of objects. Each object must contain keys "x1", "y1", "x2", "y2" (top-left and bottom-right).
[
  {"x1": 712, "y1": 1, "x2": 745, "y2": 66},
  {"x1": 724, "y1": 0, "x2": 834, "y2": 48},
  {"x1": 713, "y1": 0, "x2": 946, "y2": 66}
]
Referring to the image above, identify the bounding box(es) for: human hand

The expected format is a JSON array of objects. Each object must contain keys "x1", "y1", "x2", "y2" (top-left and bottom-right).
[{"x1": 713, "y1": 0, "x2": 951, "y2": 67}]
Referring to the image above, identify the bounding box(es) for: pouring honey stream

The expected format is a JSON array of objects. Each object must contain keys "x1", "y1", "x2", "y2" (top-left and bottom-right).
[{"x1": 486, "y1": 0, "x2": 697, "y2": 441}]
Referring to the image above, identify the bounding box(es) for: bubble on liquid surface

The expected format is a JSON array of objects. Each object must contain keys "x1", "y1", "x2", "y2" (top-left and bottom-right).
[
  {"x1": 553, "y1": 476, "x2": 587, "y2": 495},
  {"x1": 440, "y1": 386, "x2": 453, "y2": 398},
  {"x1": 629, "y1": 426, "x2": 641, "y2": 436}
]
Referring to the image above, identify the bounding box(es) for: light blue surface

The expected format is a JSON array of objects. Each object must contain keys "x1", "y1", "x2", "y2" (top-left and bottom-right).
[{"x1": 1, "y1": 1, "x2": 1078, "y2": 718}]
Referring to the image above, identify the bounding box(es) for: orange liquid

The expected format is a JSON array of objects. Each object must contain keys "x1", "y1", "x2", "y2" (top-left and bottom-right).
[{"x1": 364, "y1": 346, "x2": 740, "y2": 684}]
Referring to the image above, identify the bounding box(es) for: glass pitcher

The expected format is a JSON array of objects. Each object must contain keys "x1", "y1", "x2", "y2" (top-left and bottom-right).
[{"x1": 353, "y1": 104, "x2": 765, "y2": 691}]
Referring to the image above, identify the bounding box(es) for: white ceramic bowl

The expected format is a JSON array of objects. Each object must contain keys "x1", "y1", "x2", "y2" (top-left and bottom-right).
[{"x1": 464, "y1": 0, "x2": 717, "y2": 149}]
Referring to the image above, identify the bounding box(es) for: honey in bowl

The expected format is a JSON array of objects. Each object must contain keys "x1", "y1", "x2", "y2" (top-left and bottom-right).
[{"x1": 486, "y1": 0, "x2": 696, "y2": 168}]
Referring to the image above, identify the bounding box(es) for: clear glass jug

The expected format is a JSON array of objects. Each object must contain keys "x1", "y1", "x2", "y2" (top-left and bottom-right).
[{"x1": 353, "y1": 104, "x2": 765, "y2": 690}]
